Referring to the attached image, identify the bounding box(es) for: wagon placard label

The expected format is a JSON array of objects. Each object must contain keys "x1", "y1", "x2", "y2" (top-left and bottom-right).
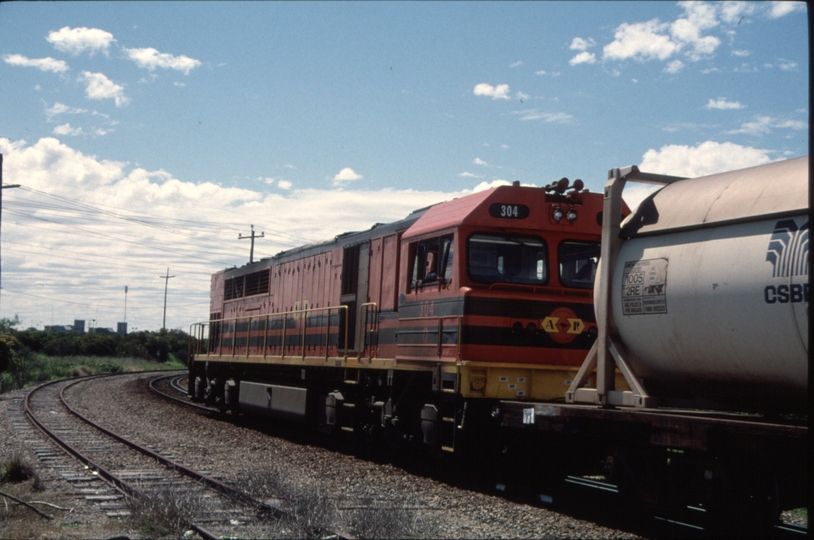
[{"x1": 622, "y1": 258, "x2": 668, "y2": 315}]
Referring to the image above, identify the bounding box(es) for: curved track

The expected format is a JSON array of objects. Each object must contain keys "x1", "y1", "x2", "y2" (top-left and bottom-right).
[{"x1": 22, "y1": 374, "x2": 347, "y2": 539}]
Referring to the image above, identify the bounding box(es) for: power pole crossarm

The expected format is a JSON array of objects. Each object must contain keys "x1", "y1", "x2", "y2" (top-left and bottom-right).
[{"x1": 239, "y1": 224, "x2": 264, "y2": 264}]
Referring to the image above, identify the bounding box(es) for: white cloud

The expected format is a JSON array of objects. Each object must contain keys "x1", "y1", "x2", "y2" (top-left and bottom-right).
[
  {"x1": 332, "y1": 167, "x2": 363, "y2": 186},
  {"x1": 535, "y1": 70, "x2": 547, "y2": 75},
  {"x1": 473, "y1": 83, "x2": 510, "y2": 100},
  {"x1": 639, "y1": 140, "x2": 774, "y2": 178},
  {"x1": 512, "y1": 110, "x2": 573, "y2": 123},
  {"x1": 767, "y1": 1, "x2": 806, "y2": 18},
  {"x1": 602, "y1": 2, "x2": 736, "y2": 65},
  {"x1": 3, "y1": 54, "x2": 69, "y2": 73},
  {"x1": 731, "y1": 49, "x2": 750, "y2": 57},
  {"x1": 671, "y1": 1, "x2": 721, "y2": 61},
  {"x1": 79, "y1": 71, "x2": 130, "y2": 107},
  {"x1": 0, "y1": 137, "x2": 461, "y2": 331},
  {"x1": 277, "y1": 180, "x2": 293, "y2": 190},
  {"x1": 778, "y1": 60, "x2": 798, "y2": 71},
  {"x1": 510, "y1": 60, "x2": 524, "y2": 68},
  {"x1": 45, "y1": 102, "x2": 88, "y2": 120},
  {"x1": 569, "y1": 52, "x2": 597, "y2": 65},
  {"x1": 472, "y1": 179, "x2": 511, "y2": 192},
  {"x1": 53, "y1": 123, "x2": 85, "y2": 136},
  {"x1": 727, "y1": 115, "x2": 808, "y2": 136},
  {"x1": 719, "y1": 1, "x2": 757, "y2": 24},
  {"x1": 664, "y1": 59, "x2": 685, "y2": 73},
  {"x1": 473, "y1": 158, "x2": 489, "y2": 167},
  {"x1": 625, "y1": 141, "x2": 777, "y2": 212},
  {"x1": 123, "y1": 47, "x2": 202, "y2": 75},
  {"x1": 458, "y1": 172, "x2": 484, "y2": 178},
  {"x1": 603, "y1": 19, "x2": 678, "y2": 61},
  {"x1": 46, "y1": 26, "x2": 115, "y2": 56},
  {"x1": 570, "y1": 37, "x2": 596, "y2": 51},
  {"x1": 706, "y1": 97, "x2": 744, "y2": 110}
]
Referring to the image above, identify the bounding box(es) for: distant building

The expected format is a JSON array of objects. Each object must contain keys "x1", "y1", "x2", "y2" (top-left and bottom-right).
[
  {"x1": 93, "y1": 327, "x2": 116, "y2": 335},
  {"x1": 117, "y1": 322, "x2": 128, "y2": 336},
  {"x1": 73, "y1": 320, "x2": 85, "y2": 334},
  {"x1": 44, "y1": 325, "x2": 73, "y2": 334}
]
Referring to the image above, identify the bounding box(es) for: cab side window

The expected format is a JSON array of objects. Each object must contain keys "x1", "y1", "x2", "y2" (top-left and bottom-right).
[
  {"x1": 411, "y1": 236, "x2": 454, "y2": 288},
  {"x1": 559, "y1": 241, "x2": 600, "y2": 288}
]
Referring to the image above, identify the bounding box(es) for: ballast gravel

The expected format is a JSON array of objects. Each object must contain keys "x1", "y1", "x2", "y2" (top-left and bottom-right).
[{"x1": 2, "y1": 373, "x2": 643, "y2": 539}]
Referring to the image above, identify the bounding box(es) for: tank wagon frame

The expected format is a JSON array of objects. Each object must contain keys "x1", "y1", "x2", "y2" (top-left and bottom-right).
[{"x1": 501, "y1": 157, "x2": 809, "y2": 532}]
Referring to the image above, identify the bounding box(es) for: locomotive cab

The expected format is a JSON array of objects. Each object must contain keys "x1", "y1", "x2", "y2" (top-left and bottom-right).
[{"x1": 395, "y1": 180, "x2": 628, "y2": 402}]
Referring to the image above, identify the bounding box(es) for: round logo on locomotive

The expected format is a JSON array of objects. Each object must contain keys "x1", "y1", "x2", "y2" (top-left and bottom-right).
[{"x1": 541, "y1": 307, "x2": 585, "y2": 344}]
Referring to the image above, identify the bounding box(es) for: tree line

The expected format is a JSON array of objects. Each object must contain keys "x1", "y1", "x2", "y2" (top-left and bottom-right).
[{"x1": 0, "y1": 316, "x2": 189, "y2": 392}]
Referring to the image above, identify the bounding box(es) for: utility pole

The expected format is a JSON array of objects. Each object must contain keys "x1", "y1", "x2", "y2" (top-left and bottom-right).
[
  {"x1": 239, "y1": 224, "x2": 264, "y2": 263},
  {"x1": 159, "y1": 268, "x2": 175, "y2": 331},
  {"x1": 0, "y1": 155, "x2": 21, "y2": 313},
  {"x1": 124, "y1": 285, "x2": 128, "y2": 322}
]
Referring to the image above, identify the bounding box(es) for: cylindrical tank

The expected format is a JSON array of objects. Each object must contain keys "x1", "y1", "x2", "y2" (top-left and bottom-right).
[{"x1": 609, "y1": 156, "x2": 808, "y2": 411}]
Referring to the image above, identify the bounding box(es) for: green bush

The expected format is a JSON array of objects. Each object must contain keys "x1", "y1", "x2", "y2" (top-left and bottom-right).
[
  {"x1": 0, "y1": 322, "x2": 191, "y2": 390},
  {"x1": 0, "y1": 333, "x2": 17, "y2": 372},
  {"x1": 96, "y1": 361, "x2": 124, "y2": 374}
]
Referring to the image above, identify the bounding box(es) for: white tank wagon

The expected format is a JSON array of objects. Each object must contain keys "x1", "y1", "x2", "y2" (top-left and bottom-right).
[{"x1": 567, "y1": 156, "x2": 808, "y2": 412}]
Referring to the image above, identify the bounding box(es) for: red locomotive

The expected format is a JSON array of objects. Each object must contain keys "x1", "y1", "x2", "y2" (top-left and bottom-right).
[{"x1": 189, "y1": 178, "x2": 626, "y2": 451}]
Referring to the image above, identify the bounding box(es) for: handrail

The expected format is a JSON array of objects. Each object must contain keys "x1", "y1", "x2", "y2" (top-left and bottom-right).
[
  {"x1": 395, "y1": 314, "x2": 462, "y2": 359},
  {"x1": 358, "y1": 302, "x2": 378, "y2": 359},
  {"x1": 190, "y1": 304, "x2": 350, "y2": 361}
]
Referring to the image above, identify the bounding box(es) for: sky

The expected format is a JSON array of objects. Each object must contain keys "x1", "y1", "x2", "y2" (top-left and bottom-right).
[{"x1": 0, "y1": 1, "x2": 808, "y2": 333}]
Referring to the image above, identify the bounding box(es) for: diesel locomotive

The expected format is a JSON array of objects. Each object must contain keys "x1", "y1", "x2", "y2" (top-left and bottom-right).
[{"x1": 189, "y1": 177, "x2": 621, "y2": 451}]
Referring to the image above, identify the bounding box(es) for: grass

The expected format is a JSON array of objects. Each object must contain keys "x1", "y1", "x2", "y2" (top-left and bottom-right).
[
  {"x1": 0, "y1": 354, "x2": 186, "y2": 394},
  {"x1": 0, "y1": 455, "x2": 44, "y2": 492},
  {"x1": 346, "y1": 497, "x2": 439, "y2": 539},
  {"x1": 240, "y1": 469, "x2": 439, "y2": 539},
  {"x1": 126, "y1": 483, "x2": 207, "y2": 538}
]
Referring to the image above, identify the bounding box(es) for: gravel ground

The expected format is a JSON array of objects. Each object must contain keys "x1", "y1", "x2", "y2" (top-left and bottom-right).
[{"x1": 2, "y1": 373, "x2": 646, "y2": 539}]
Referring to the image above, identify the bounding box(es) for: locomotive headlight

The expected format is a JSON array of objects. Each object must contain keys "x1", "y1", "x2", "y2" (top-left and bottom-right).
[
  {"x1": 552, "y1": 208, "x2": 564, "y2": 221},
  {"x1": 566, "y1": 210, "x2": 578, "y2": 222}
]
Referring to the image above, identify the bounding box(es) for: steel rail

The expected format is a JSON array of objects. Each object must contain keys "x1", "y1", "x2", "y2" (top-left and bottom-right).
[
  {"x1": 148, "y1": 372, "x2": 219, "y2": 413},
  {"x1": 55, "y1": 376, "x2": 280, "y2": 515},
  {"x1": 23, "y1": 375, "x2": 223, "y2": 539}
]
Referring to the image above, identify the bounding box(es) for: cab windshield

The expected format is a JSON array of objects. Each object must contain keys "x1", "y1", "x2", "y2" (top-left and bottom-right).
[{"x1": 467, "y1": 233, "x2": 548, "y2": 285}]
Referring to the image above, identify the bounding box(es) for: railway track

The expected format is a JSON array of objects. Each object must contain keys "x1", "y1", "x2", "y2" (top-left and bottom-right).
[
  {"x1": 21, "y1": 374, "x2": 348, "y2": 539},
  {"x1": 147, "y1": 373, "x2": 806, "y2": 539}
]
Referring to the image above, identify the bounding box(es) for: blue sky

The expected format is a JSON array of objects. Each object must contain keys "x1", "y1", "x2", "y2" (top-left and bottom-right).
[{"x1": 0, "y1": 1, "x2": 807, "y2": 332}]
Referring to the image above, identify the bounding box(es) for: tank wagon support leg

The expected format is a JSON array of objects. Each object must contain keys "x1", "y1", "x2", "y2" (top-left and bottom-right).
[{"x1": 566, "y1": 165, "x2": 685, "y2": 408}]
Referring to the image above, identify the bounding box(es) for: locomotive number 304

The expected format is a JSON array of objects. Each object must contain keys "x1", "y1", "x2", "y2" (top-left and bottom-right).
[{"x1": 489, "y1": 203, "x2": 529, "y2": 219}]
